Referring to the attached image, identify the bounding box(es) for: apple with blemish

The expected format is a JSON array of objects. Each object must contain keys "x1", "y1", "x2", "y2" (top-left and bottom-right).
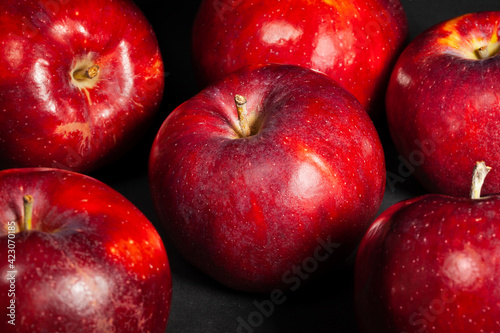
[
  {"x1": 355, "y1": 161, "x2": 500, "y2": 332},
  {"x1": 0, "y1": 168, "x2": 172, "y2": 332},
  {"x1": 386, "y1": 11, "x2": 500, "y2": 197},
  {"x1": 149, "y1": 64, "x2": 386, "y2": 292},
  {"x1": 192, "y1": 0, "x2": 408, "y2": 117},
  {"x1": 0, "y1": 0, "x2": 164, "y2": 173}
]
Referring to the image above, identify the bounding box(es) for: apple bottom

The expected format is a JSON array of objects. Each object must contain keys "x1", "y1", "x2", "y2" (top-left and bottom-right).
[
  {"x1": 182, "y1": 229, "x2": 355, "y2": 293},
  {"x1": 154, "y1": 136, "x2": 379, "y2": 294},
  {"x1": 160, "y1": 167, "x2": 376, "y2": 293}
]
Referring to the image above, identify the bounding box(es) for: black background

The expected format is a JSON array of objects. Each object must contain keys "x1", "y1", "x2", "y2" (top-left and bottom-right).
[{"x1": 88, "y1": 1, "x2": 500, "y2": 332}]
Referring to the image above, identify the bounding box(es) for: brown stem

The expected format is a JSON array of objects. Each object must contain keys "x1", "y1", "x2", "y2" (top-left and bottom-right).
[
  {"x1": 470, "y1": 161, "x2": 492, "y2": 199},
  {"x1": 235, "y1": 94, "x2": 251, "y2": 137},
  {"x1": 23, "y1": 195, "x2": 34, "y2": 231},
  {"x1": 73, "y1": 65, "x2": 99, "y2": 81}
]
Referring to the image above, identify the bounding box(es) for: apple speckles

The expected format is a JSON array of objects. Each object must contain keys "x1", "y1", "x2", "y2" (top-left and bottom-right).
[
  {"x1": 322, "y1": 0, "x2": 359, "y2": 20},
  {"x1": 357, "y1": 188, "x2": 500, "y2": 327},
  {"x1": 151, "y1": 64, "x2": 384, "y2": 292}
]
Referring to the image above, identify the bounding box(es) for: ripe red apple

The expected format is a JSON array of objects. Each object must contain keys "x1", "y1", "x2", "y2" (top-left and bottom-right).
[
  {"x1": 355, "y1": 161, "x2": 500, "y2": 332},
  {"x1": 386, "y1": 11, "x2": 500, "y2": 197},
  {"x1": 0, "y1": 168, "x2": 172, "y2": 332},
  {"x1": 0, "y1": 0, "x2": 164, "y2": 173},
  {"x1": 191, "y1": 0, "x2": 408, "y2": 117},
  {"x1": 149, "y1": 64, "x2": 386, "y2": 293}
]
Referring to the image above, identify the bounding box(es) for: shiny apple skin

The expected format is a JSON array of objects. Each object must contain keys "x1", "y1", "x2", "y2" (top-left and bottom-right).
[
  {"x1": 355, "y1": 193, "x2": 500, "y2": 332},
  {"x1": 0, "y1": 168, "x2": 172, "y2": 332},
  {"x1": 0, "y1": 0, "x2": 164, "y2": 173},
  {"x1": 386, "y1": 12, "x2": 500, "y2": 197},
  {"x1": 192, "y1": 0, "x2": 408, "y2": 117},
  {"x1": 149, "y1": 64, "x2": 386, "y2": 293}
]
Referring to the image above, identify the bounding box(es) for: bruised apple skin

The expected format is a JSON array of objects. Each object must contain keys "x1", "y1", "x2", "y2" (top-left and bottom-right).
[
  {"x1": 149, "y1": 64, "x2": 386, "y2": 293},
  {"x1": 386, "y1": 11, "x2": 500, "y2": 197},
  {"x1": 0, "y1": 0, "x2": 164, "y2": 173},
  {"x1": 0, "y1": 168, "x2": 172, "y2": 333},
  {"x1": 192, "y1": 0, "x2": 408, "y2": 118}
]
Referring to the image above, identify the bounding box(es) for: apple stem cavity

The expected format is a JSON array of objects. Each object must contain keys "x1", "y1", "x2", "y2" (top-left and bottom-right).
[
  {"x1": 476, "y1": 46, "x2": 490, "y2": 60},
  {"x1": 23, "y1": 195, "x2": 34, "y2": 231},
  {"x1": 235, "y1": 94, "x2": 252, "y2": 138},
  {"x1": 73, "y1": 65, "x2": 100, "y2": 81},
  {"x1": 475, "y1": 43, "x2": 500, "y2": 60},
  {"x1": 470, "y1": 161, "x2": 492, "y2": 199}
]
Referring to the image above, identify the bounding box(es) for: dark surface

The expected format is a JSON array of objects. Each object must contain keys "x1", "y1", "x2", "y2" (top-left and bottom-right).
[{"x1": 88, "y1": 1, "x2": 500, "y2": 332}]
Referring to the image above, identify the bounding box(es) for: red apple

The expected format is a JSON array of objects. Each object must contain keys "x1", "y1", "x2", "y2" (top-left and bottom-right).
[
  {"x1": 386, "y1": 11, "x2": 500, "y2": 197},
  {"x1": 355, "y1": 161, "x2": 500, "y2": 332},
  {"x1": 149, "y1": 64, "x2": 386, "y2": 293},
  {"x1": 191, "y1": 0, "x2": 408, "y2": 117},
  {"x1": 0, "y1": 168, "x2": 172, "y2": 332},
  {"x1": 0, "y1": 0, "x2": 164, "y2": 173}
]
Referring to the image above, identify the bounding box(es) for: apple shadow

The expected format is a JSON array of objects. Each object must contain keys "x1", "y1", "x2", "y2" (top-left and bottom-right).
[{"x1": 163, "y1": 244, "x2": 361, "y2": 333}]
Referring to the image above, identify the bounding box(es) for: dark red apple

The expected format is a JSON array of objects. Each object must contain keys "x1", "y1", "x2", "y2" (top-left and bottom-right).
[
  {"x1": 191, "y1": 0, "x2": 408, "y2": 117},
  {"x1": 355, "y1": 161, "x2": 500, "y2": 332},
  {"x1": 386, "y1": 11, "x2": 500, "y2": 197},
  {"x1": 0, "y1": 0, "x2": 164, "y2": 173},
  {"x1": 149, "y1": 64, "x2": 386, "y2": 293},
  {"x1": 0, "y1": 168, "x2": 172, "y2": 332}
]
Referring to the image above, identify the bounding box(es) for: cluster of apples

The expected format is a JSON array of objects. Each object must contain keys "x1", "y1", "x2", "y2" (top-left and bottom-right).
[
  {"x1": 359, "y1": 11, "x2": 500, "y2": 332},
  {"x1": 150, "y1": 0, "x2": 408, "y2": 295},
  {"x1": 0, "y1": 0, "x2": 499, "y2": 332},
  {"x1": 0, "y1": 0, "x2": 171, "y2": 332}
]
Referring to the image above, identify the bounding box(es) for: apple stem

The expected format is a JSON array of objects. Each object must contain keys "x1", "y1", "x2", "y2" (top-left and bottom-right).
[
  {"x1": 470, "y1": 161, "x2": 492, "y2": 199},
  {"x1": 73, "y1": 65, "x2": 100, "y2": 81},
  {"x1": 23, "y1": 195, "x2": 34, "y2": 231},
  {"x1": 476, "y1": 46, "x2": 490, "y2": 60},
  {"x1": 235, "y1": 94, "x2": 251, "y2": 138}
]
